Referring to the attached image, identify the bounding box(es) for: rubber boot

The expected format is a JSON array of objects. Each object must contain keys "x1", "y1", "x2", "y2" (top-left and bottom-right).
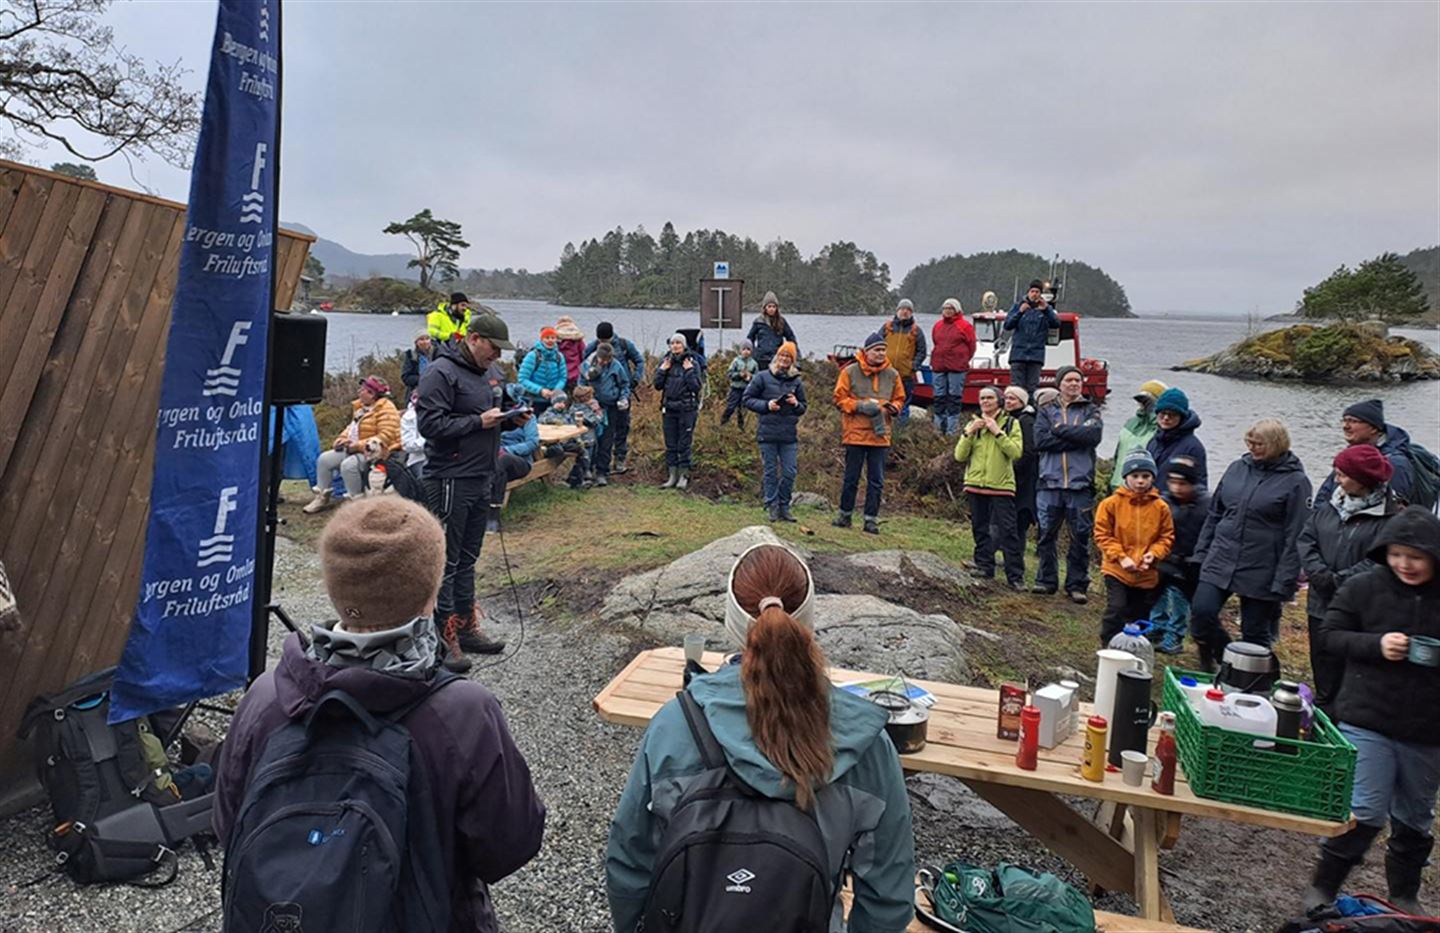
[
  {"x1": 832, "y1": 511, "x2": 852, "y2": 529},
  {"x1": 676, "y1": 470, "x2": 689, "y2": 491},
  {"x1": 458, "y1": 605, "x2": 505, "y2": 655},
  {"x1": 1304, "y1": 822, "x2": 1384, "y2": 911},
  {"x1": 660, "y1": 467, "x2": 678, "y2": 489},
  {"x1": 1195, "y1": 640, "x2": 1218, "y2": 675},
  {"x1": 1386, "y1": 819, "x2": 1434, "y2": 913},
  {"x1": 440, "y1": 614, "x2": 473, "y2": 673}
]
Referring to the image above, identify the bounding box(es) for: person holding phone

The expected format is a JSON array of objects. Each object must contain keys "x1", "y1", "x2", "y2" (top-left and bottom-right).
[
  {"x1": 1003, "y1": 280, "x2": 1060, "y2": 398},
  {"x1": 654, "y1": 334, "x2": 703, "y2": 490}
]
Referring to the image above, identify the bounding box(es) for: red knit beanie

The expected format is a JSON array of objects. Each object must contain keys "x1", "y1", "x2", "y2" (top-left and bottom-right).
[{"x1": 1333, "y1": 444, "x2": 1393, "y2": 489}]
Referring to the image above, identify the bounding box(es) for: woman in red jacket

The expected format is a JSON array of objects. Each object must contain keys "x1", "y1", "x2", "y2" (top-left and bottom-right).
[{"x1": 930, "y1": 298, "x2": 976, "y2": 435}]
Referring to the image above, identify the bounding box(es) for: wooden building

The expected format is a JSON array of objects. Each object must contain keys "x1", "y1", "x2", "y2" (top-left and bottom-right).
[{"x1": 0, "y1": 160, "x2": 313, "y2": 800}]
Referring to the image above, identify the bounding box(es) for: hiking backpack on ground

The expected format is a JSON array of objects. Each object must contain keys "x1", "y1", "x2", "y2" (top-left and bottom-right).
[
  {"x1": 639, "y1": 690, "x2": 836, "y2": 933},
  {"x1": 919, "y1": 860, "x2": 1096, "y2": 933},
  {"x1": 221, "y1": 674, "x2": 459, "y2": 933},
  {"x1": 18, "y1": 667, "x2": 212, "y2": 884},
  {"x1": 1278, "y1": 894, "x2": 1440, "y2": 933}
]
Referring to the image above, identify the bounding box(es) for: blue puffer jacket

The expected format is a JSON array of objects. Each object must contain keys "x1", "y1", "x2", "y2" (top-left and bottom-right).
[
  {"x1": 517, "y1": 345, "x2": 566, "y2": 398},
  {"x1": 745, "y1": 316, "x2": 799, "y2": 369},
  {"x1": 604, "y1": 663, "x2": 916, "y2": 933},
  {"x1": 652, "y1": 351, "x2": 703, "y2": 412},
  {"x1": 742, "y1": 365, "x2": 808, "y2": 444},
  {"x1": 1034, "y1": 398, "x2": 1104, "y2": 491},
  {"x1": 1194, "y1": 452, "x2": 1312, "y2": 600},
  {"x1": 501, "y1": 418, "x2": 540, "y2": 458},
  {"x1": 1002, "y1": 301, "x2": 1060, "y2": 363},
  {"x1": 580, "y1": 356, "x2": 632, "y2": 407},
  {"x1": 1314, "y1": 423, "x2": 1416, "y2": 506},
  {"x1": 1148, "y1": 410, "x2": 1209, "y2": 489}
]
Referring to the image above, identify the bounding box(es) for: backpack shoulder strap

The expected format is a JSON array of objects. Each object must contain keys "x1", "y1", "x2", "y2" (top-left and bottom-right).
[
  {"x1": 389, "y1": 670, "x2": 463, "y2": 725},
  {"x1": 677, "y1": 690, "x2": 725, "y2": 771}
]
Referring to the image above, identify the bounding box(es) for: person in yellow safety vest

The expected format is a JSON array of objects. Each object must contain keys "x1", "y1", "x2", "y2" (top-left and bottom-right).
[{"x1": 428, "y1": 292, "x2": 473, "y2": 343}]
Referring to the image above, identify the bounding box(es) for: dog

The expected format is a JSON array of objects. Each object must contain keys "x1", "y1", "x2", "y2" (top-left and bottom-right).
[{"x1": 360, "y1": 438, "x2": 395, "y2": 497}]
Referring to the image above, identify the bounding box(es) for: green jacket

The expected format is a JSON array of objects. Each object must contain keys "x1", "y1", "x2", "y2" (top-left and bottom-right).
[
  {"x1": 604, "y1": 662, "x2": 917, "y2": 933},
  {"x1": 953, "y1": 413, "x2": 1024, "y2": 493},
  {"x1": 1110, "y1": 412, "x2": 1158, "y2": 490}
]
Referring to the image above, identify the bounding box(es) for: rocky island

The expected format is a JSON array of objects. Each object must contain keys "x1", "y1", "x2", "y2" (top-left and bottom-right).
[{"x1": 1174, "y1": 321, "x2": 1440, "y2": 383}]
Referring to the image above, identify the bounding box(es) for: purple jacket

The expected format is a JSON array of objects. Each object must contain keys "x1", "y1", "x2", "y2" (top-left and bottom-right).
[{"x1": 213, "y1": 635, "x2": 546, "y2": 933}]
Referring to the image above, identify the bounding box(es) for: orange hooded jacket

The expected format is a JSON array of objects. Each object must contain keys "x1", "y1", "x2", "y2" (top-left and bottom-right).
[
  {"x1": 833, "y1": 352, "x2": 907, "y2": 447},
  {"x1": 1093, "y1": 485, "x2": 1176, "y2": 589}
]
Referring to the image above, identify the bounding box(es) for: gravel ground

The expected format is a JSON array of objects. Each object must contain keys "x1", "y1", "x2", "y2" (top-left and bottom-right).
[{"x1": 0, "y1": 535, "x2": 1411, "y2": 933}]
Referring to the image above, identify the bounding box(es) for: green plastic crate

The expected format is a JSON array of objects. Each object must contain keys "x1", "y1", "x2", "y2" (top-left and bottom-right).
[{"x1": 1160, "y1": 666, "x2": 1355, "y2": 822}]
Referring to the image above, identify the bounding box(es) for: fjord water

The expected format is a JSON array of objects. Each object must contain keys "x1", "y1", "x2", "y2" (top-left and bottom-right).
[{"x1": 320, "y1": 301, "x2": 1440, "y2": 486}]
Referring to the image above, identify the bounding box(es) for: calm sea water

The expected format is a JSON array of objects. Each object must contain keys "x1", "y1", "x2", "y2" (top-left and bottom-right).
[{"x1": 319, "y1": 301, "x2": 1440, "y2": 486}]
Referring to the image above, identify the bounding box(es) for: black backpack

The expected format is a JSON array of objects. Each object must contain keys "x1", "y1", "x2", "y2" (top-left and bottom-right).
[
  {"x1": 221, "y1": 674, "x2": 459, "y2": 933},
  {"x1": 18, "y1": 668, "x2": 213, "y2": 885},
  {"x1": 373, "y1": 453, "x2": 426, "y2": 504},
  {"x1": 640, "y1": 691, "x2": 835, "y2": 933},
  {"x1": 1402, "y1": 443, "x2": 1440, "y2": 513}
]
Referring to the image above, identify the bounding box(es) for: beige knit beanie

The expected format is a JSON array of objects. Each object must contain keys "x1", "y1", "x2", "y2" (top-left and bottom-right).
[{"x1": 319, "y1": 498, "x2": 445, "y2": 631}]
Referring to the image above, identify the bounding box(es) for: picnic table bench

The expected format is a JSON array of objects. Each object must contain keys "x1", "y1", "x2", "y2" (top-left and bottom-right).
[
  {"x1": 502, "y1": 423, "x2": 587, "y2": 501},
  {"x1": 595, "y1": 647, "x2": 1352, "y2": 926}
]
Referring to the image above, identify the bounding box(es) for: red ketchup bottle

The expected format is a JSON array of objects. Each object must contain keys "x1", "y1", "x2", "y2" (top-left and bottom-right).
[
  {"x1": 1016, "y1": 705, "x2": 1041, "y2": 771},
  {"x1": 1152, "y1": 710, "x2": 1178, "y2": 795}
]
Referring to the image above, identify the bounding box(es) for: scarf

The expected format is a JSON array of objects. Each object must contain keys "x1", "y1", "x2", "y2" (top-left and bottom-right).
[
  {"x1": 307, "y1": 616, "x2": 439, "y2": 679},
  {"x1": 1331, "y1": 484, "x2": 1386, "y2": 522}
]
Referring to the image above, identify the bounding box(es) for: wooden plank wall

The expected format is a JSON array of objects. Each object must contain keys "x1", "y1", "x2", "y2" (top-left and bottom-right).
[{"x1": 0, "y1": 160, "x2": 313, "y2": 773}]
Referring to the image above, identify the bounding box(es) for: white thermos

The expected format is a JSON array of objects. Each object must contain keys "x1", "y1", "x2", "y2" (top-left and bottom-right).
[{"x1": 1093, "y1": 648, "x2": 1139, "y2": 732}]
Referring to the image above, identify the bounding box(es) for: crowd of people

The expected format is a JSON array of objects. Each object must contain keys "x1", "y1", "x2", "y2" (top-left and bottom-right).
[{"x1": 249, "y1": 292, "x2": 1440, "y2": 929}]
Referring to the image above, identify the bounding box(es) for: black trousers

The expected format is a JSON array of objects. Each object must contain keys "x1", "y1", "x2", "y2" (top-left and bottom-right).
[
  {"x1": 1307, "y1": 614, "x2": 1346, "y2": 713},
  {"x1": 594, "y1": 405, "x2": 621, "y2": 476},
  {"x1": 610, "y1": 403, "x2": 632, "y2": 466},
  {"x1": 839, "y1": 445, "x2": 886, "y2": 520},
  {"x1": 662, "y1": 409, "x2": 697, "y2": 469},
  {"x1": 968, "y1": 492, "x2": 1024, "y2": 585},
  {"x1": 1102, "y1": 576, "x2": 1160, "y2": 645},
  {"x1": 721, "y1": 386, "x2": 747, "y2": 427},
  {"x1": 425, "y1": 475, "x2": 491, "y2": 622},
  {"x1": 1190, "y1": 582, "x2": 1282, "y2": 648},
  {"x1": 489, "y1": 452, "x2": 533, "y2": 514}
]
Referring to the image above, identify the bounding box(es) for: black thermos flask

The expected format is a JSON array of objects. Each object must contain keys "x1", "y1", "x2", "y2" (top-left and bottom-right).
[{"x1": 1109, "y1": 668, "x2": 1154, "y2": 768}]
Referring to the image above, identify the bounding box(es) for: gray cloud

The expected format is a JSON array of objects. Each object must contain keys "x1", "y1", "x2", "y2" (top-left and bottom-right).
[{"x1": 38, "y1": 1, "x2": 1440, "y2": 312}]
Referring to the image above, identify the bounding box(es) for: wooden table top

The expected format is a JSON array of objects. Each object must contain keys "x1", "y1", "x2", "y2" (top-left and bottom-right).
[
  {"x1": 594, "y1": 647, "x2": 1351, "y2": 838},
  {"x1": 536, "y1": 423, "x2": 586, "y2": 444}
]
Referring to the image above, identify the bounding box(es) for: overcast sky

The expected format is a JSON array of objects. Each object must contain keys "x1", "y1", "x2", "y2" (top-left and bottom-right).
[{"x1": 16, "y1": 1, "x2": 1440, "y2": 313}]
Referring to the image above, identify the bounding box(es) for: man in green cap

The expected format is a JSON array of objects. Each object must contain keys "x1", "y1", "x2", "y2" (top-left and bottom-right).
[{"x1": 416, "y1": 307, "x2": 518, "y2": 670}]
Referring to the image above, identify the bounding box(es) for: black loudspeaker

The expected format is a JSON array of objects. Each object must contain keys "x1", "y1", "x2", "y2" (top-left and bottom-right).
[{"x1": 270, "y1": 312, "x2": 327, "y2": 404}]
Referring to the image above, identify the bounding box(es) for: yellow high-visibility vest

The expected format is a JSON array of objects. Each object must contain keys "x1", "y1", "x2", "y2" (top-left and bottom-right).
[{"x1": 427, "y1": 302, "x2": 471, "y2": 342}]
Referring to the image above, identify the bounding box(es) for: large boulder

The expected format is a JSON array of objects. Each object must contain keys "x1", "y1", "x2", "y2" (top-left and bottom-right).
[{"x1": 600, "y1": 527, "x2": 971, "y2": 682}]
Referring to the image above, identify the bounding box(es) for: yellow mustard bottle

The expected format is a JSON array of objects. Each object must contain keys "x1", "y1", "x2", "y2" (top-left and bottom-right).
[{"x1": 1081, "y1": 715, "x2": 1108, "y2": 782}]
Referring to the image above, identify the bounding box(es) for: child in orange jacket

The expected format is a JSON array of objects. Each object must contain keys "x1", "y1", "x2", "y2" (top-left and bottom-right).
[{"x1": 1094, "y1": 449, "x2": 1176, "y2": 644}]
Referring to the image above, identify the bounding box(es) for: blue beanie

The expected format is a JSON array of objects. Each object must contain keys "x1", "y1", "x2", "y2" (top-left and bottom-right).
[
  {"x1": 1155, "y1": 387, "x2": 1190, "y2": 416},
  {"x1": 1122, "y1": 448, "x2": 1158, "y2": 478},
  {"x1": 864, "y1": 330, "x2": 887, "y2": 351}
]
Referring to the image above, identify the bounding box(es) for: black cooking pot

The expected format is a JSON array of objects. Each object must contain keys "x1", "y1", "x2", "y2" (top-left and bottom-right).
[
  {"x1": 1216, "y1": 642, "x2": 1280, "y2": 695},
  {"x1": 871, "y1": 690, "x2": 929, "y2": 753}
]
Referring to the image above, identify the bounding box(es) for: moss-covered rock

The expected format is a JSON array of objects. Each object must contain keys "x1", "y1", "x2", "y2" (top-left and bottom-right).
[{"x1": 1174, "y1": 323, "x2": 1440, "y2": 384}]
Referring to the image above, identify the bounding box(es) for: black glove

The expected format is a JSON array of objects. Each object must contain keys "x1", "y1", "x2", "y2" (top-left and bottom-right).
[{"x1": 1309, "y1": 570, "x2": 1336, "y2": 597}]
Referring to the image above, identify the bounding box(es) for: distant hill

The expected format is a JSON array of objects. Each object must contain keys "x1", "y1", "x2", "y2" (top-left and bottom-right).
[
  {"x1": 1400, "y1": 245, "x2": 1439, "y2": 325},
  {"x1": 282, "y1": 222, "x2": 418, "y2": 280},
  {"x1": 898, "y1": 249, "x2": 1135, "y2": 318}
]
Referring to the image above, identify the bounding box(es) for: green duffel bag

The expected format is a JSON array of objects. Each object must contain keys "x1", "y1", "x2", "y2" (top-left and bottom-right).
[{"x1": 918, "y1": 861, "x2": 1096, "y2": 933}]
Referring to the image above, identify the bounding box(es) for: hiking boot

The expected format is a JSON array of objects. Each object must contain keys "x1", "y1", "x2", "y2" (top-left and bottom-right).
[
  {"x1": 660, "y1": 467, "x2": 679, "y2": 489},
  {"x1": 676, "y1": 470, "x2": 690, "y2": 491},
  {"x1": 1067, "y1": 590, "x2": 1089, "y2": 605},
  {"x1": 863, "y1": 518, "x2": 880, "y2": 535},
  {"x1": 458, "y1": 606, "x2": 506, "y2": 655},
  {"x1": 1030, "y1": 585, "x2": 1057, "y2": 596},
  {"x1": 779, "y1": 505, "x2": 797, "y2": 523},
  {"x1": 301, "y1": 487, "x2": 333, "y2": 514},
  {"x1": 832, "y1": 512, "x2": 852, "y2": 529},
  {"x1": 486, "y1": 517, "x2": 500, "y2": 534},
  {"x1": 594, "y1": 474, "x2": 608, "y2": 487},
  {"x1": 613, "y1": 456, "x2": 629, "y2": 474},
  {"x1": 767, "y1": 503, "x2": 781, "y2": 522},
  {"x1": 440, "y1": 614, "x2": 473, "y2": 673}
]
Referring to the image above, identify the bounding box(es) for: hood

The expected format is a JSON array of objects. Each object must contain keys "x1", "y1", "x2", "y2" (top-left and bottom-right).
[
  {"x1": 1157, "y1": 410, "x2": 1202, "y2": 438},
  {"x1": 1380, "y1": 423, "x2": 1413, "y2": 455},
  {"x1": 1116, "y1": 485, "x2": 1161, "y2": 505},
  {"x1": 1245, "y1": 450, "x2": 1304, "y2": 474},
  {"x1": 686, "y1": 663, "x2": 888, "y2": 799},
  {"x1": 856, "y1": 353, "x2": 890, "y2": 376},
  {"x1": 272, "y1": 633, "x2": 433, "y2": 720},
  {"x1": 889, "y1": 316, "x2": 915, "y2": 330},
  {"x1": 532, "y1": 343, "x2": 562, "y2": 362},
  {"x1": 1368, "y1": 505, "x2": 1440, "y2": 568}
]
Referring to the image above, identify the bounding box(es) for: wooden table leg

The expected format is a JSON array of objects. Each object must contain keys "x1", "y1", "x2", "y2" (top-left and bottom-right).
[
  {"x1": 1132, "y1": 807, "x2": 1176, "y2": 923},
  {"x1": 963, "y1": 781, "x2": 1137, "y2": 897}
]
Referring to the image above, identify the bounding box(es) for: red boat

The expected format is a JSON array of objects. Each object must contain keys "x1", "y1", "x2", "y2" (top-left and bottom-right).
[{"x1": 830, "y1": 311, "x2": 1109, "y2": 406}]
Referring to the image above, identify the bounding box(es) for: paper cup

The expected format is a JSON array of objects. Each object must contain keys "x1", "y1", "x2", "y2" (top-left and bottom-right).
[
  {"x1": 683, "y1": 633, "x2": 706, "y2": 665},
  {"x1": 1121, "y1": 750, "x2": 1148, "y2": 787}
]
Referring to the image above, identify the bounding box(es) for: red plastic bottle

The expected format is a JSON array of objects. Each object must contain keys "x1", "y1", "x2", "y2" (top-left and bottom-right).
[
  {"x1": 1016, "y1": 705, "x2": 1041, "y2": 771},
  {"x1": 1152, "y1": 710, "x2": 1178, "y2": 795}
]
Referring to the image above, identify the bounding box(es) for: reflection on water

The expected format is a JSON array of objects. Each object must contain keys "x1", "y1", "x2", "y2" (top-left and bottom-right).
[{"x1": 319, "y1": 301, "x2": 1440, "y2": 488}]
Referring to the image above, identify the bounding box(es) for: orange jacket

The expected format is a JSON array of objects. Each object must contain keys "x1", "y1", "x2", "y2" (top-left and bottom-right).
[
  {"x1": 335, "y1": 397, "x2": 402, "y2": 454},
  {"x1": 1094, "y1": 485, "x2": 1176, "y2": 589},
  {"x1": 833, "y1": 354, "x2": 906, "y2": 447}
]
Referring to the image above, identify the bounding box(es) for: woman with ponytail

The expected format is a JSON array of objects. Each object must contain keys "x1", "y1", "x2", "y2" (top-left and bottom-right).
[{"x1": 605, "y1": 543, "x2": 916, "y2": 932}]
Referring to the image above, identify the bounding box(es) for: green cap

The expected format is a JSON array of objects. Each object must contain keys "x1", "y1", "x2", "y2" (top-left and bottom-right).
[{"x1": 466, "y1": 310, "x2": 513, "y2": 349}]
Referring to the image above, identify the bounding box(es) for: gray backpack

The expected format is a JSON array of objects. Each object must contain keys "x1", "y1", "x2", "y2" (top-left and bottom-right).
[
  {"x1": 640, "y1": 691, "x2": 836, "y2": 933},
  {"x1": 221, "y1": 675, "x2": 458, "y2": 933}
]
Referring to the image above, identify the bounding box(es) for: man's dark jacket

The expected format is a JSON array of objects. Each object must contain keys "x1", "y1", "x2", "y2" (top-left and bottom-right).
[
  {"x1": 742, "y1": 366, "x2": 808, "y2": 444},
  {"x1": 1194, "y1": 452, "x2": 1312, "y2": 600},
  {"x1": 213, "y1": 635, "x2": 546, "y2": 933},
  {"x1": 1002, "y1": 300, "x2": 1060, "y2": 363},
  {"x1": 417, "y1": 343, "x2": 505, "y2": 479}
]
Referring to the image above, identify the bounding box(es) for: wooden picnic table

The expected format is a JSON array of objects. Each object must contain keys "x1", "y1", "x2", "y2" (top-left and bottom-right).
[
  {"x1": 594, "y1": 647, "x2": 1352, "y2": 925},
  {"x1": 536, "y1": 423, "x2": 586, "y2": 445}
]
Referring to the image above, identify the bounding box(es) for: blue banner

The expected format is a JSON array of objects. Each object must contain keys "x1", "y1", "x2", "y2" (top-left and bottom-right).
[{"x1": 111, "y1": 0, "x2": 280, "y2": 722}]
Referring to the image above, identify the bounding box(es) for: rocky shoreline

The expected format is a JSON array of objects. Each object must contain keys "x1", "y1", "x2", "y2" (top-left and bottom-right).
[{"x1": 1174, "y1": 321, "x2": 1440, "y2": 383}]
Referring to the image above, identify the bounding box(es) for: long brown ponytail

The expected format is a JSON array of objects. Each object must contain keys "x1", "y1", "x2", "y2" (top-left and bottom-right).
[{"x1": 731, "y1": 546, "x2": 832, "y2": 810}]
